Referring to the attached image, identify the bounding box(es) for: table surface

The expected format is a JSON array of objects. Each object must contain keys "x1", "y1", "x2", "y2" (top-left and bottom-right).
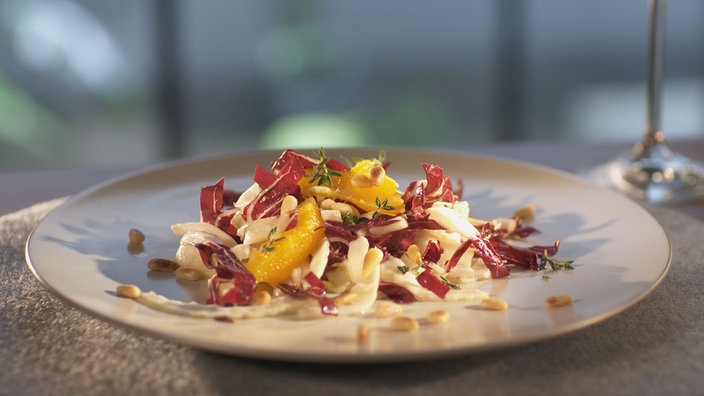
[{"x1": 2, "y1": 139, "x2": 703, "y2": 395}]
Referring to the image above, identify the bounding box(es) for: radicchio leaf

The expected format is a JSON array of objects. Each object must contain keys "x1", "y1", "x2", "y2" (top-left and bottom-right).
[
  {"x1": 470, "y1": 237, "x2": 510, "y2": 278},
  {"x1": 326, "y1": 241, "x2": 349, "y2": 264},
  {"x1": 512, "y1": 223, "x2": 540, "y2": 238},
  {"x1": 270, "y1": 149, "x2": 318, "y2": 175},
  {"x1": 378, "y1": 281, "x2": 417, "y2": 304},
  {"x1": 403, "y1": 180, "x2": 426, "y2": 219},
  {"x1": 402, "y1": 163, "x2": 457, "y2": 218},
  {"x1": 444, "y1": 238, "x2": 474, "y2": 272},
  {"x1": 200, "y1": 177, "x2": 225, "y2": 224},
  {"x1": 244, "y1": 157, "x2": 306, "y2": 221},
  {"x1": 278, "y1": 274, "x2": 339, "y2": 316},
  {"x1": 253, "y1": 165, "x2": 275, "y2": 188},
  {"x1": 416, "y1": 270, "x2": 451, "y2": 299},
  {"x1": 366, "y1": 227, "x2": 418, "y2": 259},
  {"x1": 195, "y1": 241, "x2": 256, "y2": 306},
  {"x1": 422, "y1": 163, "x2": 456, "y2": 203},
  {"x1": 303, "y1": 272, "x2": 327, "y2": 297},
  {"x1": 422, "y1": 240, "x2": 443, "y2": 264}
]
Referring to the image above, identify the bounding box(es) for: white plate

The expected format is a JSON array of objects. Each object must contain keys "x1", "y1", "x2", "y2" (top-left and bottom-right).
[{"x1": 26, "y1": 148, "x2": 671, "y2": 362}]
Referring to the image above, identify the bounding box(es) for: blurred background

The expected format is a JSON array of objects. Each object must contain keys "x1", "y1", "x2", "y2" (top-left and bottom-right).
[{"x1": 0, "y1": 0, "x2": 703, "y2": 170}]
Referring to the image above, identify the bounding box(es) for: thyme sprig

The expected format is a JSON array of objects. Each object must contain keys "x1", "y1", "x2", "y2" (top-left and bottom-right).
[
  {"x1": 342, "y1": 211, "x2": 368, "y2": 226},
  {"x1": 309, "y1": 147, "x2": 342, "y2": 187},
  {"x1": 440, "y1": 275, "x2": 461, "y2": 290},
  {"x1": 541, "y1": 250, "x2": 575, "y2": 271},
  {"x1": 261, "y1": 227, "x2": 285, "y2": 253},
  {"x1": 397, "y1": 263, "x2": 422, "y2": 276},
  {"x1": 539, "y1": 250, "x2": 574, "y2": 280},
  {"x1": 372, "y1": 196, "x2": 395, "y2": 219}
]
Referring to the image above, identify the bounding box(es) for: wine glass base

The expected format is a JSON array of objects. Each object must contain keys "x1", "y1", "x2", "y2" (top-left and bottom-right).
[{"x1": 581, "y1": 150, "x2": 704, "y2": 204}]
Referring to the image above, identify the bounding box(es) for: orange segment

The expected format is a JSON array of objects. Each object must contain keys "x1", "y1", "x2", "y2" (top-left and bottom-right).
[
  {"x1": 246, "y1": 198, "x2": 325, "y2": 284},
  {"x1": 299, "y1": 159, "x2": 404, "y2": 216}
]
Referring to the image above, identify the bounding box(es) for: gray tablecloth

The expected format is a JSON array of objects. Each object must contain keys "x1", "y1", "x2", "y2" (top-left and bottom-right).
[{"x1": 1, "y1": 198, "x2": 703, "y2": 396}]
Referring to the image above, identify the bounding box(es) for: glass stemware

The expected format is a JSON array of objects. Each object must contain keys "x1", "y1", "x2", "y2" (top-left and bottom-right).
[{"x1": 581, "y1": 0, "x2": 704, "y2": 203}]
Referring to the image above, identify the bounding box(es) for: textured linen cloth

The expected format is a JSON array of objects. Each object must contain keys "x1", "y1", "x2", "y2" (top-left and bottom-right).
[{"x1": 1, "y1": 199, "x2": 703, "y2": 396}]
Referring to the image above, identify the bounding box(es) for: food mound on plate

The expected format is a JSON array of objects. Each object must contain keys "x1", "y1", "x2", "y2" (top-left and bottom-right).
[{"x1": 135, "y1": 149, "x2": 565, "y2": 320}]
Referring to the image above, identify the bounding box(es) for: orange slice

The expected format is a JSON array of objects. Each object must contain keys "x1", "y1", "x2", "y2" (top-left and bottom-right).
[
  {"x1": 299, "y1": 159, "x2": 404, "y2": 216},
  {"x1": 246, "y1": 197, "x2": 325, "y2": 284}
]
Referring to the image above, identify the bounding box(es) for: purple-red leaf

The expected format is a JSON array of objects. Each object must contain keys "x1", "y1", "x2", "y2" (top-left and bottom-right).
[
  {"x1": 416, "y1": 270, "x2": 451, "y2": 299},
  {"x1": 378, "y1": 282, "x2": 417, "y2": 304},
  {"x1": 195, "y1": 241, "x2": 256, "y2": 306},
  {"x1": 200, "y1": 177, "x2": 225, "y2": 224},
  {"x1": 278, "y1": 275, "x2": 339, "y2": 316}
]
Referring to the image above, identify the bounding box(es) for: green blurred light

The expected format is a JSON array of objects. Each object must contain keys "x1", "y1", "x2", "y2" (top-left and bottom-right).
[
  {"x1": 260, "y1": 113, "x2": 366, "y2": 149},
  {"x1": 0, "y1": 76, "x2": 57, "y2": 146}
]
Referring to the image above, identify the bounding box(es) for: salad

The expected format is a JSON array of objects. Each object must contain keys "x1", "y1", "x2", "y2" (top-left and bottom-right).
[{"x1": 129, "y1": 148, "x2": 568, "y2": 321}]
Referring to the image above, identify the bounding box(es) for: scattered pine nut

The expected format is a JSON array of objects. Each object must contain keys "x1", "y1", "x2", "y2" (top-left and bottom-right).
[
  {"x1": 545, "y1": 295, "x2": 573, "y2": 308},
  {"x1": 255, "y1": 290, "x2": 271, "y2": 305},
  {"x1": 375, "y1": 301, "x2": 403, "y2": 318},
  {"x1": 357, "y1": 324, "x2": 371, "y2": 343},
  {"x1": 405, "y1": 244, "x2": 422, "y2": 264},
  {"x1": 427, "y1": 310, "x2": 450, "y2": 324},
  {"x1": 391, "y1": 316, "x2": 419, "y2": 332},
  {"x1": 128, "y1": 228, "x2": 145, "y2": 244},
  {"x1": 334, "y1": 292, "x2": 358, "y2": 305},
  {"x1": 147, "y1": 258, "x2": 179, "y2": 272},
  {"x1": 116, "y1": 284, "x2": 141, "y2": 299},
  {"x1": 175, "y1": 267, "x2": 201, "y2": 281},
  {"x1": 481, "y1": 298, "x2": 508, "y2": 311},
  {"x1": 514, "y1": 204, "x2": 536, "y2": 223},
  {"x1": 362, "y1": 248, "x2": 383, "y2": 278}
]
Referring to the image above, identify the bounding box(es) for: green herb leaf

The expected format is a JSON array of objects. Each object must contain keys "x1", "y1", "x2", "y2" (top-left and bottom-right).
[
  {"x1": 342, "y1": 211, "x2": 369, "y2": 226},
  {"x1": 308, "y1": 147, "x2": 342, "y2": 187},
  {"x1": 440, "y1": 275, "x2": 460, "y2": 290},
  {"x1": 541, "y1": 250, "x2": 575, "y2": 271},
  {"x1": 371, "y1": 196, "x2": 395, "y2": 218},
  {"x1": 539, "y1": 250, "x2": 575, "y2": 280},
  {"x1": 261, "y1": 226, "x2": 285, "y2": 252}
]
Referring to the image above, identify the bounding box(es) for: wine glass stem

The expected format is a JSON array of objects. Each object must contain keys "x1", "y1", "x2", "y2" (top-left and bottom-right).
[{"x1": 645, "y1": 0, "x2": 665, "y2": 145}]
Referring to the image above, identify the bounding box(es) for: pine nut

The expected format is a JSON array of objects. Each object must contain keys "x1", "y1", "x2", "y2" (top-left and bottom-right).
[
  {"x1": 545, "y1": 295, "x2": 573, "y2": 308},
  {"x1": 375, "y1": 301, "x2": 403, "y2": 317},
  {"x1": 280, "y1": 195, "x2": 298, "y2": 215},
  {"x1": 255, "y1": 290, "x2": 271, "y2": 305},
  {"x1": 427, "y1": 310, "x2": 450, "y2": 324},
  {"x1": 320, "y1": 199, "x2": 336, "y2": 210},
  {"x1": 321, "y1": 199, "x2": 359, "y2": 216},
  {"x1": 350, "y1": 164, "x2": 386, "y2": 188},
  {"x1": 481, "y1": 298, "x2": 508, "y2": 311},
  {"x1": 175, "y1": 267, "x2": 201, "y2": 281},
  {"x1": 128, "y1": 228, "x2": 145, "y2": 244},
  {"x1": 362, "y1": 248, "x2": 383, "y2": 278},
  {"x1": 116, "y1": 284, "x2": 141, "y2": 299},
  {"x1": 368, "y1": 165, "x2": 386, "y2": 185},
  {"x1": 334, "y1": 292, "x2": 358, "y2": 305},
  {"x1": 147, "y1": 258, "x2": 179, "y2": 272},
  {"x1": 391, "y1": 316, "x2": 419, "y2": 332},
  {"x1": 514, "y1": 204, "x2": 536, "y2": 223},
  {"x1": 405, "y1": 244, "x2": 421, "y2": 264},
  {"x1": 357, "y1": 324, "x2": 371, "y2": 343},
  {"x1": 350, "y1": 174, "x2": 376, "y2": 188}
]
